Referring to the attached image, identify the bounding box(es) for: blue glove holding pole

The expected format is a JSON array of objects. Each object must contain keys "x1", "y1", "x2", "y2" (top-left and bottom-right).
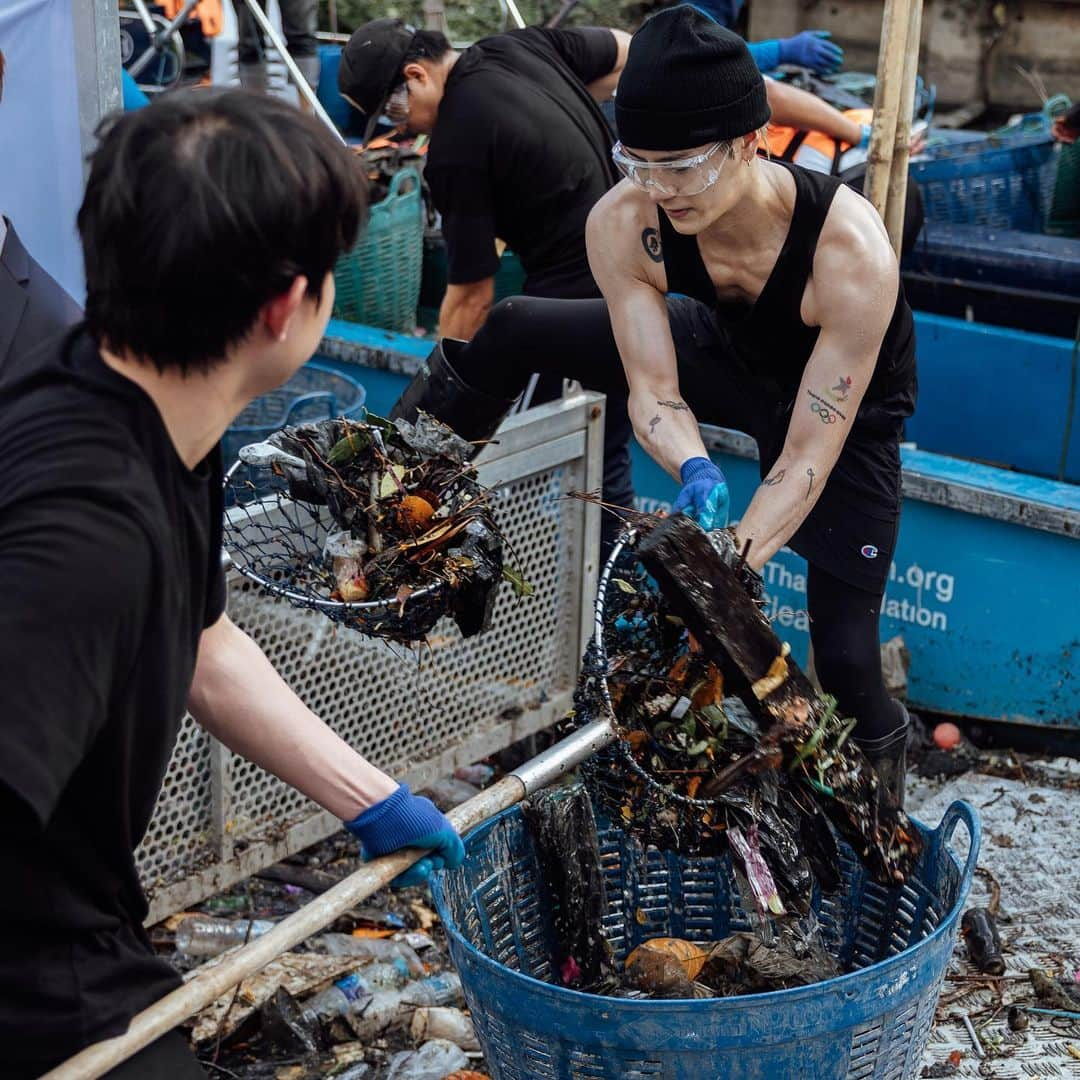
[
  {"x1": 778, "y1": 30, "x2": 845, "y2": 75},
  {"x1": 345, "y1": 784, "x2": 465, "y2": 888},
  {"x1": 672, "y1": 457, "x2": 730, "y2": 532}
]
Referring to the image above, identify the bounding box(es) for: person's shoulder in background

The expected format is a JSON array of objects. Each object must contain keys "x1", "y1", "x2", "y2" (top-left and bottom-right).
[{"x1": 0, "y1": 219, "x2": 82, "y2": 372}]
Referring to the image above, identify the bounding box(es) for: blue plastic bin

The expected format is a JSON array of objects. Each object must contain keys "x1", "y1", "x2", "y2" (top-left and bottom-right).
[
  {"x1": 913, "y1": 117, "x2": 1058, "y2": 232},
  {"x1": 221, "y1": 361, "x2": 366, "y2": 472},
  {"x1": 431, "y1": 799, "x2": 979, "y2": 1080}
]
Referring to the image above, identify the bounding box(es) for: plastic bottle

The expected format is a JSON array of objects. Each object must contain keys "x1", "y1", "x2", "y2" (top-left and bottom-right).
[
  {"x1": 346, "y1": 973, "x2": 464, "y2": 1041},
  {"x1": 175, "y1": 916, "x2": 274, "y2": 958},
  {"x1": 301, "y1": 961, "x2": 413, "y2": 1025},
  {"x1": 313, "y1": 933, "x2": 425, "y2": 975},
  {"x1": 385, "y1": 1039, "x2": 469, "y2": 1079}
]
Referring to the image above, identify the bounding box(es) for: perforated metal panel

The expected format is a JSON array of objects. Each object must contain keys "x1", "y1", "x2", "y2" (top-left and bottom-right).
[{"x1": 137, "y1": 395, "x2": 605, "y2": 923}]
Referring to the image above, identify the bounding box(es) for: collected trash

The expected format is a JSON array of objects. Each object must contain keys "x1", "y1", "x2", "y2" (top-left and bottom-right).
[
  {"x1": 934, "y1": 722, "x2": 963, "y2": 750},
  {"x1": 384, "y1": 1038, "x2": 469, "y2": 1079},
  {"x1": 577, "y1": 516, "x2": 921, "y2": 923},
  {"x1": 423, "y1": 775, "x2": 481, "y2": 811},
  {"x1": 344, "y1": 972, "x2": 465, "y2": 1042},
  {"x1": 225, "y1": 412, "x2": 531, "y2": 643}
]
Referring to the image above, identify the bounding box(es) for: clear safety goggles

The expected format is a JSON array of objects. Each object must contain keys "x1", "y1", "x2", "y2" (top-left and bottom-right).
[{"x1": 611, "y1": 140, "x2": 733, "y2": 197}]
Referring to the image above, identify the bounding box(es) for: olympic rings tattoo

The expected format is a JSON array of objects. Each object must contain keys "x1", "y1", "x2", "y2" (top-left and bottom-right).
[{"x1": 810, "y1": 401, "x2": 838, "y2": 424}]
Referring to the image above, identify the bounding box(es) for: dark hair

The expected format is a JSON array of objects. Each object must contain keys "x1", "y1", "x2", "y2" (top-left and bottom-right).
[
  {"x1": 78, "y1": 90, "x2": 367, "y2": 374},
  {"x1": 403, "y1": 29, "x2": 452, "y2": 66}
]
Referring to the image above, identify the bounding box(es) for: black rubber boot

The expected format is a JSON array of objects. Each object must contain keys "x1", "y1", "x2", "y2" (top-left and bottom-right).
[
  {"x1": 390, "y1": 339, "x2": 519, "y2": 450},
  {"x1": 855, "y1": 703, "x2": 910, "y2": 813}
]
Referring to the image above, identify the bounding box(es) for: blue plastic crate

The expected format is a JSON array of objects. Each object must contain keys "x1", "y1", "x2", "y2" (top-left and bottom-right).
[
  {"x1": 913, "y1": 117, "x2": 1058, "y2": 232},
  {"x1": 221, "y1": 361, "x2": 366, "y2": 472},
  {"x1": 432, "y1": 799, "x2": 978, "y2": 1080}
]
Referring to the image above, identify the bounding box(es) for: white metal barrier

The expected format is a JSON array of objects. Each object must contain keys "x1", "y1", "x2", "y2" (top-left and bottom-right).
[{"x1": 137, "y1": 394, "x2": 605, "y2": 923}]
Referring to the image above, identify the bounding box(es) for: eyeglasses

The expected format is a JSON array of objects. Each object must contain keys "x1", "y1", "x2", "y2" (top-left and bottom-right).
[
  {"x1": 611, "y1": 141, "x2": 733, "y2": 197},
  {"x1": 385, "y1": 83, "x2": 410, "y2": 125}
]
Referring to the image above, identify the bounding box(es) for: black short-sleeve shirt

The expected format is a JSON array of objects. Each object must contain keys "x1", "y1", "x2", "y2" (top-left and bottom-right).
[
  {"x1": 425, "y1": 26, "x2": 619, "y2": 299},
  {"x1": 0, "y1": 327, "x2": 226, "y2": 1073}
]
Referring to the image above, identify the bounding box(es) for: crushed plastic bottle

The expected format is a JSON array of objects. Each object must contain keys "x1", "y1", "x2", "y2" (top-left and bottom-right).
[
  {"x1": 175, "y1": 916, "x2": 274, "y2": 958},
  {"x1": 312, "y1": 933, "x2": 425, "y2": 975},
  {"x1": 346, "y1": 973, "x2": 464, "y2": 1041},
  {"x1": 301, "y1": 961, "x2": 413, "y2": 1025},
  {"x1": 385, "y1": 1039, "x2": 469, "y2": 1079},
  {"x1": 394, "y1": 930, "x2": 436, "y2": 953},
  {"x1": 410, "y1": 1006, "x2": 480, "y2": 1051}
]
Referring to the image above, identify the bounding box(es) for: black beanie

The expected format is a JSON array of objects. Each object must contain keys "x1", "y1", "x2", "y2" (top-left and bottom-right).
[{"x1": 615, "y1": 5, "x2": 771, "y2": 152}]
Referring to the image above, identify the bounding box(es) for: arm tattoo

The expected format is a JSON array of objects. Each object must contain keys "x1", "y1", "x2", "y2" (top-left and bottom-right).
[
  {"x1": 648, "y1": 414, "x2": 662, "y2": 435},
  {"x1": 806, "y1": 389, "x2": 846, "y2": 423},
  {"x1": 762, "y1": 468, "x2": 785, "y2": 486},
  {"x1": 805, "y1": 467, "x2": 815, "y2": 500},
  {"x1": 657, "y1": 399, "x2": 690, "y2": 411},
  {"x1": 641, "y1": 228, "x2": 663, "y2": 263}
]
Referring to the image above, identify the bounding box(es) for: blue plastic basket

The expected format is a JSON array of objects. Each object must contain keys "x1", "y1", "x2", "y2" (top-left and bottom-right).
[
  {"x1": 431, "y1": 798, "x2": 979, "y2": 1080},
  {"x1": 221, "y1": 361, "x2": 366, "y2": 472},
  {"x1": 913, "y1": 115, "x2": 1058, "y2": 232}
]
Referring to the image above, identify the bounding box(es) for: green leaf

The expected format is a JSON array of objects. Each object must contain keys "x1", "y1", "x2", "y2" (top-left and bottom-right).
[
  {"x1": 326, "y1": 429, "x2": 370, "y2": 465},
  {"x1": 686, "y1": 740, "x2": 710, "y2": 756},
  {"x1": 501, "y1": 565, "x2": 535, "y2": 598},
  {"x1": 612, "y1": 578, "x2": 637, "y2": 594}
]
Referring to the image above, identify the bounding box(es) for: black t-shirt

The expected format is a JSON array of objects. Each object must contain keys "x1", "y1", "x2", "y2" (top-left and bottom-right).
[
  {"x1": 0, "y1": 327, "x2": 226, "y2": 1073},
  {"x1": 426, "y1": 26, "x2": 619, "y2": 299}
]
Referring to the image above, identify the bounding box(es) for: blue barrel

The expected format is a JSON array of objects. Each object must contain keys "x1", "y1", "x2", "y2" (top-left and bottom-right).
[{"x1": 431, "y1": 799, "x2": 979, "y2": 1080}]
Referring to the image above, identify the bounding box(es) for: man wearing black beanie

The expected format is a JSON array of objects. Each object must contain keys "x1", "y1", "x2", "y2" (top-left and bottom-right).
[{"x1": 393, "y1": 5, "x2": 918, "y2": 809}]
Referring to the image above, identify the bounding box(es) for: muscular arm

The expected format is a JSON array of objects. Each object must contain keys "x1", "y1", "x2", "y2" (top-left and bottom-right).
[
  {"x1": 765, "y1": 78, "x2": 863, "y2": 146},
  {"x1": 587, "y1": 190, "x2": 709, "y2": 477},
  {"x1": 734, "y1": 190, "x2": 898, "y2": 570},
  {"x1": 439, "y1": 277, "x2": 496, "y2": 340},
  {"x1": 188, "y1": 613, "x2": 398, "y2": 820},
  {"x1": 585, "y1": 29, "x2": 632, "y2": 102}
]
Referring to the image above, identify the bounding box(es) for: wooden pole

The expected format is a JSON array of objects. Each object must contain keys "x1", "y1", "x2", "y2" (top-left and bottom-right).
[
  {"x1": 884, "y1": 0, "x2": 924, "y2": 256},
  {"x1": 864, "y1": 0, "x2": 913, "y2": 220},
  {"x1": 41, "y1": 719, "x2": 617, "y2": 1080}
]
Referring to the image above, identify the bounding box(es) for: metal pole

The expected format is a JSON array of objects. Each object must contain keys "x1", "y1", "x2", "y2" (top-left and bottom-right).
[
  {"x1": 505, "y1": 0, "x2": 527, "y2": 30},
  {"x1": 128, "y1": 0, "x2": 200, "y2": 79},
  {"x1": 129, "y1": 0, "x2": 158, "y2": 36},
  {"x1": 240, "y1": 0, "x2": 346, "y2": 143},
  {"x1": 41, "y1": 718, "x2": 616, "y2": 1079}
]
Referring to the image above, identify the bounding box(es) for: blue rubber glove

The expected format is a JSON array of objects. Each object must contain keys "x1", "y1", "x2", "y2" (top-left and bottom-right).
[
  {"x1": 778, "y1": 31, "x2": 845, "y2": 75},
  {"x1": 345, "y1": 784, "x2": 465, "y2": 888},
  {"x1": 857, "y1": 123, "x2": 872, "y2": 150},
  {"x1": 672, "y1": 457, "x2": 730, "y2": 531}
]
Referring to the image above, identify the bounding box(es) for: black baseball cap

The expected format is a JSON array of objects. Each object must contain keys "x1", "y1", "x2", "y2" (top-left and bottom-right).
[{"x1": 338, "y1": 18, "x2": 418, "y2": 143}]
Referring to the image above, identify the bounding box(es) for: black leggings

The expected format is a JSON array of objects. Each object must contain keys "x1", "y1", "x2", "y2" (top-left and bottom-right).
[
  {"x1": 807, "y1": 564, "x2": 904, "y2": 742},
  {"x1": 459, "y1": 295, "x2": 905, "y2": 742}
]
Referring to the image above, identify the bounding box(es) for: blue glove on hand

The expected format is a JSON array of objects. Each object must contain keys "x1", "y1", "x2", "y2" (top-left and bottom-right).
[
  {"x1": 345, "y1": 784, "x2": 465, "y2": 888},
  {"x1": 857, "y1": 123, "x2": 872, "y2": 150},
  {"x1": 779, "y1": 31, "x2": 844, "y2": 75},
  {"x1": 672, "y1": 457, "x2": 730, "y2": 531}
]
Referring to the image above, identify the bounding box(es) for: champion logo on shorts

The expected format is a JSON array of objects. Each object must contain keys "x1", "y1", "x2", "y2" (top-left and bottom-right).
[{"x1": 860, "y1": 545, "x2": 879, "y2": 559}]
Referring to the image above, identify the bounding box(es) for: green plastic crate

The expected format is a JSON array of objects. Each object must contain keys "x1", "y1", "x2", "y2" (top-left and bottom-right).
[
  {"x1": 1047, "y1": 141, "x2": 1080, "y2": 238},
  {"x1": 333, "y1": 167, "x2": 423, "y2": 332}
]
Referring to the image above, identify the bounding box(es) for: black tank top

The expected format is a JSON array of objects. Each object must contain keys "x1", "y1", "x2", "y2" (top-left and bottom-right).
[{"x1": 657, "y1": 159, "x2": 916, "y2": 428}]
